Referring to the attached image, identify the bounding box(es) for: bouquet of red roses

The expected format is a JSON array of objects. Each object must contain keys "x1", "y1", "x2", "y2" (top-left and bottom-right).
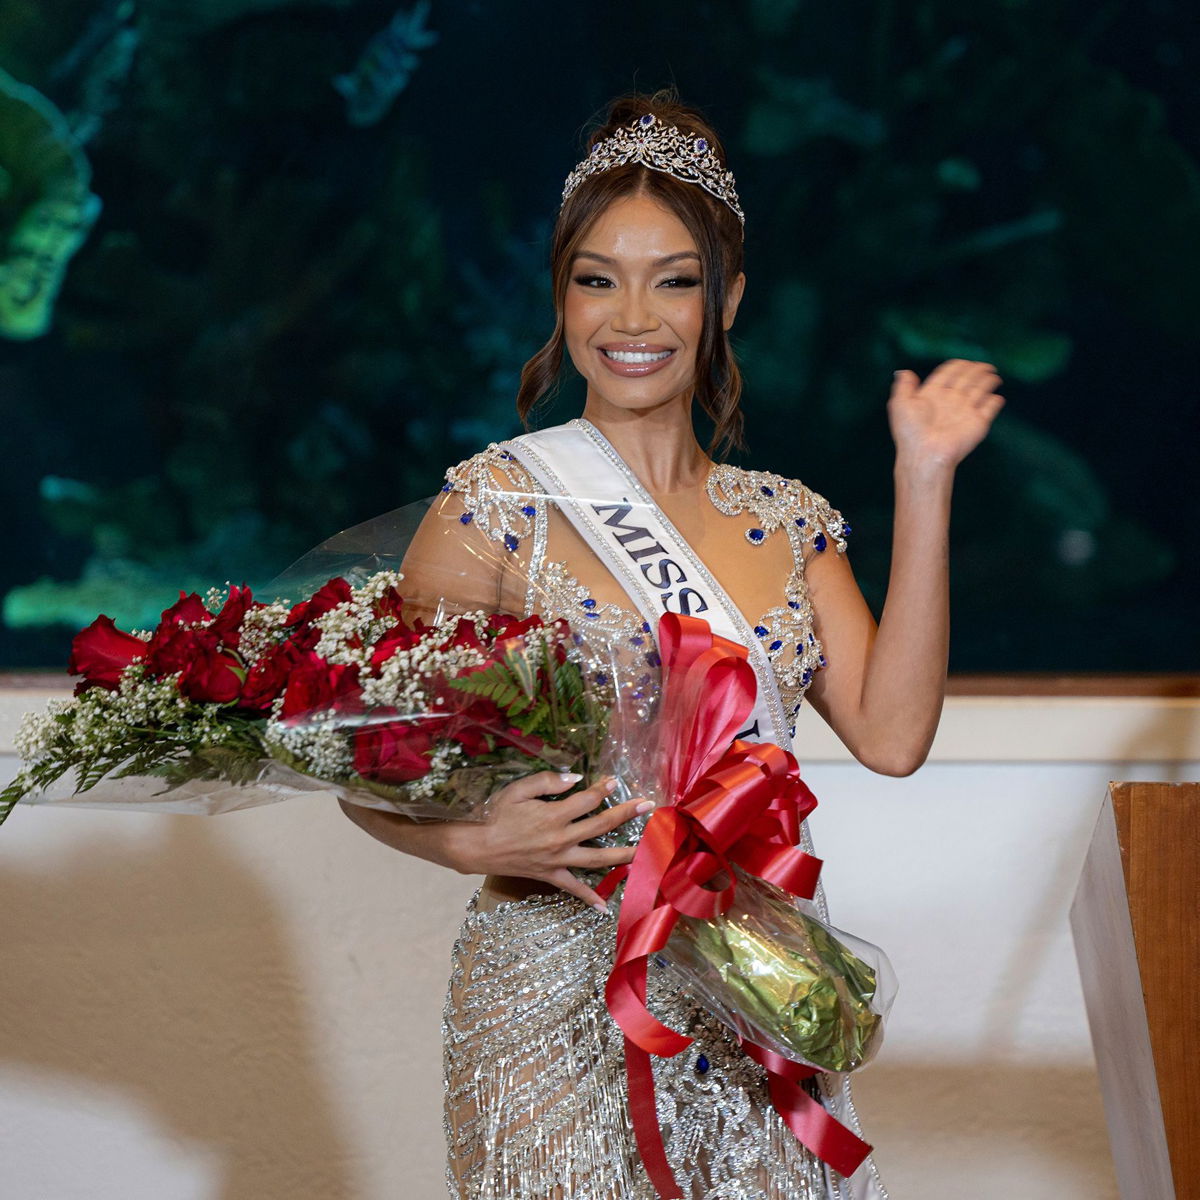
[{"x1": 0, "y1": 570, "x2": 606, "y2": 826}]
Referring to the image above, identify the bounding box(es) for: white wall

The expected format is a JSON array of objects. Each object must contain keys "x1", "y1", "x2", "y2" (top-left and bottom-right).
[{"x1": 2, "y1": 685, "x2": 1197, "y2": 1200}]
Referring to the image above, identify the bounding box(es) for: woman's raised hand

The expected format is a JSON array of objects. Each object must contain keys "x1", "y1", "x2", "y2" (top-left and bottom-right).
[
  {"x1": 446, "y1": 770, "x2": 650, "y2": 911},
  {"x1": 888, "y1": 359, "x2": 1004, "y2": 473}
]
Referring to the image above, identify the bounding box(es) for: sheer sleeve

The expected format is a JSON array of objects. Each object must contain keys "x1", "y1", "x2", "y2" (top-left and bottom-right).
[{"x1": 399, "y1": 445, "x2": 547, "y2": 621}]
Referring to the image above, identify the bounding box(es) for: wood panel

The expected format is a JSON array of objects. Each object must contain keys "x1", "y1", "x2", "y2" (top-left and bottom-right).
[{"x1": 1071, "y1": 782, "x2": 1200, "y2": 1200}]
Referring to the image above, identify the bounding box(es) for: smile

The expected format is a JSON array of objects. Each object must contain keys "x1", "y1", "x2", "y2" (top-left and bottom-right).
[{"x1": 600, "y1": 349, "x2": 674, "y2": 363}]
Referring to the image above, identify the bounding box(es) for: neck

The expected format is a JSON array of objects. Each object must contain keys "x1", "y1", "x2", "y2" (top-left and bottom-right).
[{"x1": 580, "y1": 395, "x2": 710, "y2": 494}]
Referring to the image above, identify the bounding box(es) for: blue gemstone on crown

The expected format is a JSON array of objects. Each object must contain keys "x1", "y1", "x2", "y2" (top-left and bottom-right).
[
  {"x1": 769, "y1": 640, "x2": 783, "y2": 651},
  {"x1": 582, "y1": 598, "x2": 596, "y2": 609},
  {"x1": 760, "y1": 485, "x2": 774, "y2": 497},
  {"x1": 795, "y1": 517, "x2": 807, "y2": 528},
  {"x1": 595, "y1": 672, "x2": 609, "y2": 685},
  {"x1": 802, "y1": 668, "x2": 813, "y2": 685},
  {"x1": 694, "y1": 137, "x2": 708, "y2": 153},
  {"x1": 747, "y1": 528, "x2": 765, "y2": 544},
  {"x1": 813, "y1": 532, "x2": 827, "y2": 552},
  {"x1": 441, "y1": 482, "x2": 452, "y2": 493},
  {"x1": 640, "y1": 114, "x2": 656, "y2": 128},
  {"x1": 642, "y1": 621, "x2": 652, "y2": 633},
  {"x1": 504, "y1": 533, "x2": 519, "y2": 552},
  {"x1": 695, "y1": 1053, "x2": 710, "y2": 1074},
  {"x1": 460, "y1": 512, "x2": 473, "y2": 525},
  {"x1": 521, "y1": 504, "x2": 536, "y2": 516},
  {"x1": 754, "y1": 625, "x2": 768, "y2": 637},
  {"x1": 843, "y1": 523, "x2": 852, "y2": 535},
  {"x1": 788, "y1": 600, "x2": 801, "y2": 610}
]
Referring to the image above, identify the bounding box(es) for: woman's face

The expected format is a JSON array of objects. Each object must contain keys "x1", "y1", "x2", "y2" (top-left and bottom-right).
[{"x1": 563, "y1": 192, "x2": 742, "y2": 419}]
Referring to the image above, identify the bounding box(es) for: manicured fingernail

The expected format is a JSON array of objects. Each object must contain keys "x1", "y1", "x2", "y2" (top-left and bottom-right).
[
  {"x1": 559, "y1": 772, "x2": 583, "y2": 783},
  {"x1": 592, "y1": 901, "x2": 609, "y2": 914},
  {"x1": 603, "y1": 777, "x2": 617, "y2": 793},
  {"x1": 635, "y1": 800, "x2": 654, "y2": 815}
]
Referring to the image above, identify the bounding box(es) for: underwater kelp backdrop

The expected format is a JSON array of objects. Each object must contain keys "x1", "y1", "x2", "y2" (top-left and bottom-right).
[{"x1": 0, "y1": 0, "x2": 1196, "y2": 670}]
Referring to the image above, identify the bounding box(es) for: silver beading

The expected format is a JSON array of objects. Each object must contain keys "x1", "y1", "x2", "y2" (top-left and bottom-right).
[{"x1": 561, "y1": 113, "x2": 745, "y2": 230}]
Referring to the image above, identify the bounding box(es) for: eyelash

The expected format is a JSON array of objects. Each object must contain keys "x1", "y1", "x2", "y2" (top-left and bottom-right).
[{"x1": 572, "y1": 274, "x2": 701, "y2": 289}]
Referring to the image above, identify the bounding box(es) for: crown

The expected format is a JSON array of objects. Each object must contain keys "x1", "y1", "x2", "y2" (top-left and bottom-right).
[{"x1": 561, "y1": 113, "x2": 745, "y2": 231}]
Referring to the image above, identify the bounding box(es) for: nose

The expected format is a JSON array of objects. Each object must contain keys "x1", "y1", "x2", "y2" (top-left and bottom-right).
[{"x1": 612, "y1": 287, "x2": 660, "y2": 336}]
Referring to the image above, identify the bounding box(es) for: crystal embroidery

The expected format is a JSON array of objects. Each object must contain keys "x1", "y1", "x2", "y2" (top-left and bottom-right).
[
  {"x1": 439, "y1": 448, "x2": 878, "y2": 1199},
  {"x1": 444, "y1": 452, "x2": 847, "y2": 720}
]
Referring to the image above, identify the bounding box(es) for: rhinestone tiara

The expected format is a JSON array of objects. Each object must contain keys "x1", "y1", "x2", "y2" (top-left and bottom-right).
[{"x1": 561, "y1": 113, "x2": 745, "y2": 230}]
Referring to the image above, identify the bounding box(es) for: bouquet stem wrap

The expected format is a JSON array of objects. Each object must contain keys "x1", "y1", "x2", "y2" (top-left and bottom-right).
[{"x1": 596, "y1": 614, "x2": 872, "y2": 1197}]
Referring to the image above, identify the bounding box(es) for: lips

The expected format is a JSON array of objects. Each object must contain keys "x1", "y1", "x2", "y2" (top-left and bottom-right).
[{"x1": 596, "y1": 344, "x2": 676, "y2": 377}]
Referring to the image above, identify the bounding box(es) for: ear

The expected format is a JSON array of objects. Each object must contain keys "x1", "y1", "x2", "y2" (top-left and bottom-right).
[{"x1": 722, "y1": 272, "x2": 746, "y2": 331}]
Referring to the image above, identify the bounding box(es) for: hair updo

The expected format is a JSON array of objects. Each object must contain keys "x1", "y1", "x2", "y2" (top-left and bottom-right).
[{"x1": 516, "y1": 89, "x2": 747, "y2": 456}]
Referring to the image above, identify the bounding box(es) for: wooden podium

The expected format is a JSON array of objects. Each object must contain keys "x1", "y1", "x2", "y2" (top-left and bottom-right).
[{"x1": 1071, "y1": 782, "x2": 1200, "y2": 1199}]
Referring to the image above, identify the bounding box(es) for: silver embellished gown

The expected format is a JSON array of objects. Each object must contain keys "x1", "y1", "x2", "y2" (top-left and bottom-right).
[{"x1": 436, "y1": 446, "x2": 887, "y2": 1200}]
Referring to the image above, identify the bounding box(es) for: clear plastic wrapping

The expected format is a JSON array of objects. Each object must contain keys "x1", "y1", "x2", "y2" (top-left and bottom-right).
[{"x1": 3, "y1": 473, "x2": 894, "y2": 1079}]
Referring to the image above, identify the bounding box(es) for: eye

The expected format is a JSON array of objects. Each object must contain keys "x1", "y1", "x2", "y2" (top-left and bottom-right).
[
  {"x1": 660, "y1": 275, "x2": 701, "y2": 289},
  {"x1": 572, "y1": 273, "x2": 614, "y2": 288}
]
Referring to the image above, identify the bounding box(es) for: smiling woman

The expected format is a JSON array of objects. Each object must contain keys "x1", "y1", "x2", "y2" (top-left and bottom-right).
[
  {"x1": 563, "y1": 197, "x2": 744, "y2": 426},
  {"x1": 518, "y1": 96, "x2": 749, "y2": 457},
  {"x1": 336, "y1": 88, "x2": 1003, "y2": 1200}
]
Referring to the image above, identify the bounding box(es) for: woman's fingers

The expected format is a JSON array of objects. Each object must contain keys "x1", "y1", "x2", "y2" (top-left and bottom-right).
[
  {"x1": 544, "y1": 867, "x2": 611, "y2": 913},
  {"x1": 572, "y1": 796, "x2": 653, "y2": 842},
  {"x1": 568, "y1": 842, "x2": 640, "y2": 871}
]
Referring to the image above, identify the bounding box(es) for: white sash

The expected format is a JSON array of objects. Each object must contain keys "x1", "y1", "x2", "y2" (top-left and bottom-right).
[
  {"x1": 505, "y1": 419, "x2": 787, "y2": 749},
  {"x1": 505, "y1": 418, "x2": 888, "y2": 1200}
]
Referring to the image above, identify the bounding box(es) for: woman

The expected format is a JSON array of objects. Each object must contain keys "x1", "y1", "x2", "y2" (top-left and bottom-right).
[{"x1": 341, "y1": 92, "x2": 1002, "y2": 1199}]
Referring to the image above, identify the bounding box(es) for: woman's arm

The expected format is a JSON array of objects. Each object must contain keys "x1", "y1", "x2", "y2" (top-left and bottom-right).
[
  {"x1": 339, "y1": 772, "x2": 648, "y2": 911},
  {"x1": 803, "y1": 359, "x2": 1004, "y2": 776}
]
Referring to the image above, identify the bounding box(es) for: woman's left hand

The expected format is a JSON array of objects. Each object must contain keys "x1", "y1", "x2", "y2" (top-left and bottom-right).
[{"x1": 888, "y1": 359, "x2": 1004, "y2": 473}]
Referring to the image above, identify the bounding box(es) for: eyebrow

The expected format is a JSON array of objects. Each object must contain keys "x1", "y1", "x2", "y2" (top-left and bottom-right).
[{"x1": 573, "y1": 251, "x2": 701, "y2": 266}]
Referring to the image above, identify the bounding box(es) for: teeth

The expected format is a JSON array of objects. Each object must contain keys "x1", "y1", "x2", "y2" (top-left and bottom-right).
[{"x1": 603, "y1": 349, "x2": 672, "y2": 364}]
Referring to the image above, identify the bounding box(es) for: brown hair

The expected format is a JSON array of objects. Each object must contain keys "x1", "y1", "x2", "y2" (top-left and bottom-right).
[{"x1": 516, "y1": 90, "x2": 747, "y2": 456}]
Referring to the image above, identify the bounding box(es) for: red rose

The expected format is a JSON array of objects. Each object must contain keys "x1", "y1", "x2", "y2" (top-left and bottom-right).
[
  {"x1": 372, "y1": 584, "x2": 407, "y2": 622},
  {"x1": 209, "y1": 585, "x2": 257, "y2": 648},
  {"x1": 145, "y1": 624, "x2": 206, "y2": 678},
  {"x1": 159, "y1": 592, "x2": 211, "y2": 628},
  {"x1": 68, "y1": 616, "x2": 146, "y2": 691},
  {"x1": 178, "y1": 646, "x2": 245, "y2": 704},
  {"x1": 440, "y1": 616, "x2": 484, "y2": 654},
  {"x1": 239, "y1": 638, "x2": 306, "y2": 713},
  {"x1": 369, "y1": 624, "x2": 425, "y2": 670},
  {"x1": 353, "y1": 716, "x2": 442, "y2": 783},
  {"x1": 486, "y1": 613, "x2": 545, "y2": 641},
  {"x1": 280, "y1": 655, "x2": 362, "y2": 720},
  {"x1": 287, "y1": 577, "x2": 353, "y2": 629}
]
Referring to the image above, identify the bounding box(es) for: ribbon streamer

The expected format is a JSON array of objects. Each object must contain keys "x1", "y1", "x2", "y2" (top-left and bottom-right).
[{"x1": 598, "y1": 613, "x2": 870, "y2": 1198}]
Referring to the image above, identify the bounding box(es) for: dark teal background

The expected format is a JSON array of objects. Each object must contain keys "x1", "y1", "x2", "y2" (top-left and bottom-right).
[{"x1": 1, "y1": 0, "x2": 1197, "y2": 671}]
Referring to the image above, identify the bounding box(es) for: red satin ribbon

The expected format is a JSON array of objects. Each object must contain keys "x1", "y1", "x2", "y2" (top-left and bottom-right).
[{"x1": 597, "y1": 613, "x2": 871, "y2": 1198}]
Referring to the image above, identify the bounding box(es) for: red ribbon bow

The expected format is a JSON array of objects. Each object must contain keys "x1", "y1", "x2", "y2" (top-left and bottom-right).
[{"x1": 596, "y1": 613, "x2": 872, "y2": 1197}]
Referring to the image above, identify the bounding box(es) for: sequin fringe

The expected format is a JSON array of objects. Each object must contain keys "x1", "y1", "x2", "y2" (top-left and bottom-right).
[{"x1": 443, "y1": 890, "x2": 829, "y2": 1200}]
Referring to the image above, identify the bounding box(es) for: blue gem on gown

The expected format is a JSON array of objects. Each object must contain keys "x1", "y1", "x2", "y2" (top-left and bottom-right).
[
  {"x1": 503, "y1": 533, "x2": 519, "y2": 552},
  {"x1": 695, "y1": 1053, "x2": 710, "y2": 1074},
  {"x1": 460, "y1": 512, "x2": 473, "y2": 525},
  {"x1": 813, "y1": 532, "x2": 827, "y2": 552}
]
